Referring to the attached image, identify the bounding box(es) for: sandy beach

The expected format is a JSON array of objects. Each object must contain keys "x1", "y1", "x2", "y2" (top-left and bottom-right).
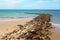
[
  {"x1": 0, "y1": 19, "x2": 60, "y2": 40},
  {"x1": 0, "y1": 19, "x2": 30, "y2": 36}
]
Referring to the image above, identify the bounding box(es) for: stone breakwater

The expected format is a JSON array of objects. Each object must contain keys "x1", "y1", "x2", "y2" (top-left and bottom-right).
[{"x1": 0, "y1": 14, "x2": 53, "y2": 40}]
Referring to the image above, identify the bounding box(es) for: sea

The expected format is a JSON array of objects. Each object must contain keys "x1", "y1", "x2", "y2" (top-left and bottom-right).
[{"x1": 0, "y1": 10, "x2": 60, "y2": 23}]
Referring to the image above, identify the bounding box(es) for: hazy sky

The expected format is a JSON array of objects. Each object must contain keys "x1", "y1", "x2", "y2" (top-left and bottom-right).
[{"x1": 0, "y1": 0, "x2": 60, "y2": 9}]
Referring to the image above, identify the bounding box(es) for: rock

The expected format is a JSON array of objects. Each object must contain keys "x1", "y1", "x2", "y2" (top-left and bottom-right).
[{"x1": 1, "y1": 14, "x2": 53, "y2": 40}]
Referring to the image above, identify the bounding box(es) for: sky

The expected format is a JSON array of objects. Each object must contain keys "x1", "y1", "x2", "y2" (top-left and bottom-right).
[{"x1": 0, "y1": 0, "x2": 60, "y2": 9}]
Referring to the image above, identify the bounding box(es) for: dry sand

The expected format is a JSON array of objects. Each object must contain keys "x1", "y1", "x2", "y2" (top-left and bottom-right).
[
  {"x1": 0, "y1": 19, "x2": 60, "y2": 40},
  {"x1": 0, "y1": 19, "x2": 30, "y2": 36}
]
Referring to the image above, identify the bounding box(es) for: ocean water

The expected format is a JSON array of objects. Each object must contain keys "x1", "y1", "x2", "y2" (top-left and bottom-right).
[{"x1": 0, "y1": 10, "x2": 60, "y2": 23}]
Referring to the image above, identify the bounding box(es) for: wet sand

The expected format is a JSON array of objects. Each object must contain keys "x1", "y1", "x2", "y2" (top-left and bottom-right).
[{"x1": 51, "y1": 29, "x2": 60, "y2": 40}]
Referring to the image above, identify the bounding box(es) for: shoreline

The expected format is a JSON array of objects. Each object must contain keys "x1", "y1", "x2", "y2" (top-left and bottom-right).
[{"x1": 0, "y1": 17, "x2": 33, "y2": 21}]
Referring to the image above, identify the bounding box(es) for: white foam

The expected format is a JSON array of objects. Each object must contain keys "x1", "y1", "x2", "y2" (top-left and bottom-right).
[
  {"x1": 0, "y1": 17, "x2": 33, "y2": 21},
  {"x1": 50, "y1": 22, "x2": 60, "y2": 31},
  {"x1": 51, "y1": 22, "x2": 60, "y2": 28}
]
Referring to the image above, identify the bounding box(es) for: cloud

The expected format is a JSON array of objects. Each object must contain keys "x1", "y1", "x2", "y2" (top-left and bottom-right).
[
  {"x1": 0, "y1": 0, "x2": 24, "y2": 7},
  {"x1": 17, "y1": 0, "x2": 60, "y2": 9},
  {"x1": 0, "y1": 0, "x2": 24, "y2": 4},
  {"x1": 0, "y1": 0, "x2": 60, "y2": 9}
]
